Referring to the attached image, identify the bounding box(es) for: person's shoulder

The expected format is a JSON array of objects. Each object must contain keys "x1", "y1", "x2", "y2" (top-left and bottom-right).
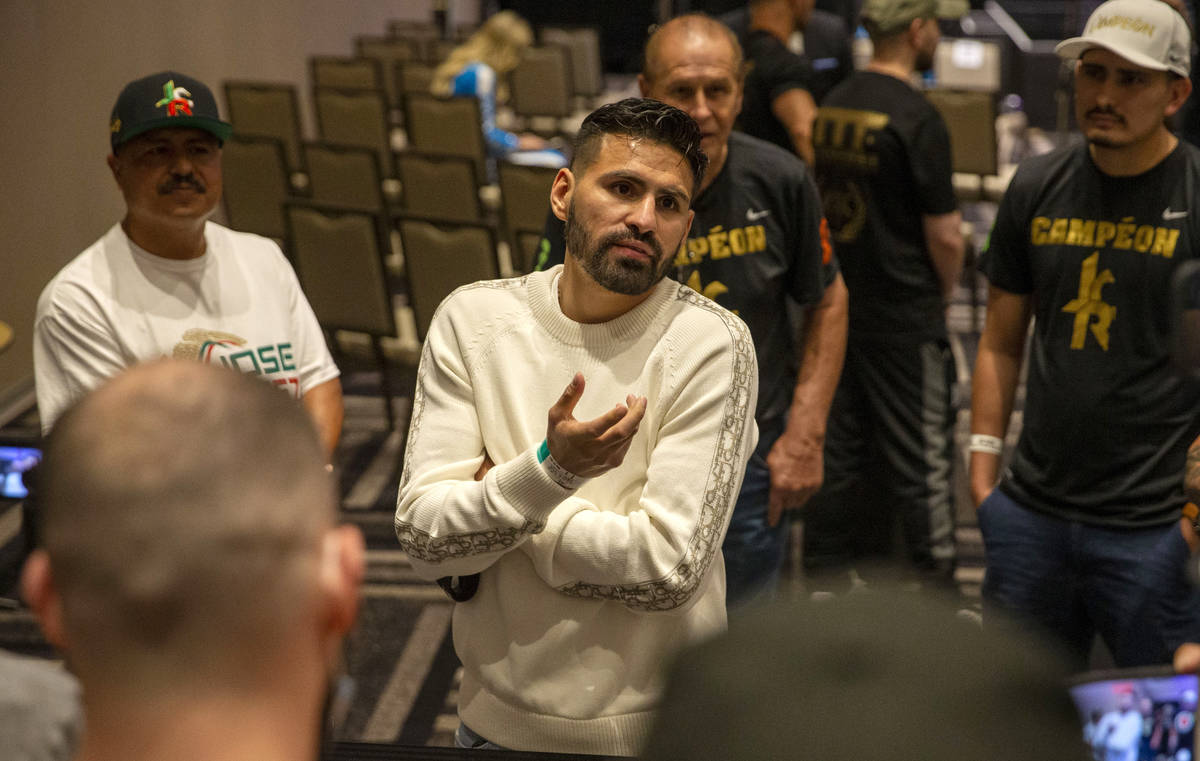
[
  {"x1": 807, "y1": 8, "x2": 848, "y2": 37},
  {"x1": 206, "y1": 222, "x2": 293, "y2": 270},
  {"x1": 437, "y1": 271, "x2": 532, "y2": 319},
  {"x1": 728, "y1": 131, "x2": 810, "y2": 183},
  {"x1": 37, "y1": 224, "x2": 124, "y2": 315},
  {"x1": 1006, "y1": 140, "x2": 1086, "y2": 193},
  {"x1": 666, "y1": 280, "x2": 754, "y2": 351}
]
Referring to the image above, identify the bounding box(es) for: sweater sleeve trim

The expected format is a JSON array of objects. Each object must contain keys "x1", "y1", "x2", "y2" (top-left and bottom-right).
[{"x1": 555, "y1": 285, "x2": 757, "y2": 610}]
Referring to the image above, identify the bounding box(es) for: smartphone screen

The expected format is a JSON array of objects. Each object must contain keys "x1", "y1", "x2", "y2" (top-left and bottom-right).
[
  {"x1": 1069, "y1": 668, "x2": 1197, "y2": 761},
  {"x1": 0, "y1": 446, "x2": 41, "y2": 499}
]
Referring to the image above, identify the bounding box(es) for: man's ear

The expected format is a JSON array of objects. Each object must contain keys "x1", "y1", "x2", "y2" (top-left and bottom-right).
[
  {"x1": 320, "y1": 525, "x2": 365, "y2": 637},
  {"x1": 107, "y1": 153, "x2": 121, "y2": 181},
  {"x1": 1166, "y1": 75, "x2": 1193, "y2": 118},
  {"x1": 21, "y1": 550, "x2": 68, "y2": 652},
  {"x1": 550, "y1": 167, "x2": 575, "y2": 223},
  {"x1": 637, "y1": 73, "x2": 651, "y2": 97}
]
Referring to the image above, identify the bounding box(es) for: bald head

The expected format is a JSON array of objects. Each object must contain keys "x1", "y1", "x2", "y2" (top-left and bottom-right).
[
  {"x1": 643, "y1": 14, "x2": 744, "y2": 85},
  {"x1": 35, "y1": 360, "x2": 338, "y2": 693}
]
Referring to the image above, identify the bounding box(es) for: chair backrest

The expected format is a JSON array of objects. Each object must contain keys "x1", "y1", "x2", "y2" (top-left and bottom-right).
[
  {"x1": 355, "y1": 36, "x2": 420, "y2": 108},
  {"x1": 221, "y1": 135, "x2": 291, "y2": 240},
  {"x1": 512, "y1": 228, "x2": 547, "y2": 275},
  {"x1": 310, "y1": 56, "x2": 383, "y2": 91},
  {"x1": 510, "y1": 45, "x2": 573, "y2": 119},
  {"x1": 396, "y1": 216, "x2": 499, "y2": 341},
  {"x1": 497, "y1": 161, "x2": 557, "y2": 266},
  {"x1": 313, "y1": 87, "x2": 394, "y2": 178},
  {"x1": 396, "y1": 151, "x2": 482, "y2": 223},
  {"x1": 396, "y1": 60, "x2": 435, "y2": 95},
  {"x1": 924, "y1": 89, "x2": 998, "y2": 177},
  {"x1": 425, "y1": 38, "x2": 458, "y2": 64},
  {"x1": 224, "y1": 81, "x2": 304, "y2": 174},
  {"x1": 541, "y1": 26, "x2": 604, "y2": 99},
  {"x1": 403, "y1": 93, "x2": 487, "y2": 184},
  {"x1": 284, "y1": 202, "x2": 395, "y2": 336},
  {"x1": 303, "y1": 142, "x2": 387, "y2": 212}
]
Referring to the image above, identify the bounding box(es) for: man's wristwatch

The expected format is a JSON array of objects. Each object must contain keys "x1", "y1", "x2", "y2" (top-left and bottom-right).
[{"x1": 1183, "y1": 502, "x2": 1200, "y2": 534}]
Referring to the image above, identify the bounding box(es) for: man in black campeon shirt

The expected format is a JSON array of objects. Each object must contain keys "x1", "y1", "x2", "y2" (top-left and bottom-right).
[
  {"x1": 971, "y1": 0, "x2": 1200, "y2": 668},
  {"x1": 537, "y1": 14, "x2": 848, "y2": 608}
]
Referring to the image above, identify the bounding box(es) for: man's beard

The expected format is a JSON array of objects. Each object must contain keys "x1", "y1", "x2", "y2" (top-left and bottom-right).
[{"x1": 564, "y1": 200, "x2": 671, "y2": 296}]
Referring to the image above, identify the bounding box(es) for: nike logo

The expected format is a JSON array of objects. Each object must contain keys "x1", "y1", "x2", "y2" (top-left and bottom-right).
[
  {"x1": 746, "y1": 208, "x2": 770, "y2": 221},
  {"x1": 1163, "y1": 209, "x2": 1189, "y2": 220}
]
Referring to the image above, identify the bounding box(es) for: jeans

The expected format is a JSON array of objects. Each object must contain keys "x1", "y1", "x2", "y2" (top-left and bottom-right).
[
  {"x1": 721, "y1": 421, "x2": 788, "y2": 609},
  {"x1": 454, "y1": 723, "x2": 507, "y2": 751},
  {"x1": 979, "y1": 487, "x2": 1200, "y2": 668}
]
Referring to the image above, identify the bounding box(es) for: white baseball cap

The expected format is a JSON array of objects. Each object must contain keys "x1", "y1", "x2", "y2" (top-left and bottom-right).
[{"x1": 1056, "y1": 0, "x2": 1191, "y2": 77}]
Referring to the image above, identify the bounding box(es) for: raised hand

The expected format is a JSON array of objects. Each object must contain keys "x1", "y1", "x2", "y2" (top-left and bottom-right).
[{"x1": 546, "y1": 373, "x2": 647, "y2": 478}]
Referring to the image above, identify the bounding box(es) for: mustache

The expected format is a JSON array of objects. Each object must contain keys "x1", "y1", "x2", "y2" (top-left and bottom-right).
[
  {"x1": 1086, "y1": 107, "x2": 1123, "y2": 123},
  {"x1": 158, "y1": 174, "x2": 206, "y2": 194},
  {"x1": 598, "y1": 226, "x2": 664, "y2": 260}
]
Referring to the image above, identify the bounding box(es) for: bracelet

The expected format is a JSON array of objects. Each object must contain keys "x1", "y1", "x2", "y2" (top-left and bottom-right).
[
  {"x1": 968, "y1": 434, "x2": 1004, "y2": 456},
  {"x1": 537, "y1": 439, "x2": 588, "y2": 490}
]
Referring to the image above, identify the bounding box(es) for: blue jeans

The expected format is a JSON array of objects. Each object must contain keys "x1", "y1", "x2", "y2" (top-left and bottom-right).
[
  {"x1": 722, "y1": 422, "x2": 788, "y2": 609},
  {"x1": 454, "y1": 723, "x2": 507, "y2": 750},
  {"x1": 979, "y1": 488, "x2": 1200, "y2": 668}
]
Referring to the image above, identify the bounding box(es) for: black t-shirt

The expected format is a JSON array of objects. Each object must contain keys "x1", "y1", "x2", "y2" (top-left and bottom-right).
[
  {"x1": 981, "y1": 140, "x2": 1200, "y2": 527},
  {"x1": 738, "y1": 30, "x2": 814, "y2": 157},
  {"x1": 814, "y1": 71, "x2": 958, "y2": 342},
  {"x1": 535, "y1": 132, "x2": 834, "y2": 428}
]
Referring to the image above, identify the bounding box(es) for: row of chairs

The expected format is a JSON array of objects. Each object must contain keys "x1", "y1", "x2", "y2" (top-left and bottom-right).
[
  {"x1": 223, "y1": 135, "x2": 554, "y2": 273},
  {"x1": 285, "y1": 204, "x2": 501, "y2": 428}
]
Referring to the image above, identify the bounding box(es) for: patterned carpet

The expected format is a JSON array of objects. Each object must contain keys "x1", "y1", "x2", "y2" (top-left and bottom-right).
[{"x1": 0, "y1": 256, "x2": 997, "y2": 750}]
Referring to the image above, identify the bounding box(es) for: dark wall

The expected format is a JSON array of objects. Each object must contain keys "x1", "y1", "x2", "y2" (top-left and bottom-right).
[{"x1": 499, "y1": 0, "x2": 657, "y2": 72}]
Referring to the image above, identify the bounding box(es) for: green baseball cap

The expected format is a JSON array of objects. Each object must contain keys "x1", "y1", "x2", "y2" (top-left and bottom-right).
[
  {"x1": 109, "y1": 70, "x2": 233, "y2": 151},
  {"x1": 861, "y1": 0, "x2": 969, "y2": 35}
]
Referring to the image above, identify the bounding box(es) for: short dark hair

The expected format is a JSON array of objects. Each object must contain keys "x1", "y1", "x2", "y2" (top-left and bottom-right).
[{"x1": 571, "y1": 97, "x2": 708, "y2": 194}]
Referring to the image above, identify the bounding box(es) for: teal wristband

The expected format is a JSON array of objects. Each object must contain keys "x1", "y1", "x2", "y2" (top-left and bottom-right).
[{"x1": 537, "y1": 439, "x2": 550, "y2": 464}]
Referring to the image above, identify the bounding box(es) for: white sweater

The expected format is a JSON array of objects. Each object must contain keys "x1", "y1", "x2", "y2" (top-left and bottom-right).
[{"x1": 395, "y1": 267, "x2": 758, "y2": 755}]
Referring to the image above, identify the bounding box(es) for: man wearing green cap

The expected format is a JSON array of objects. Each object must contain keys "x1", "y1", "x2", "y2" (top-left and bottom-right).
[
  {"x1": 804, "y1": 0, "x2": 965, "y2": 590},
  {"x1": 33, "y1": 71, "x2": 343, "y2": 458}
]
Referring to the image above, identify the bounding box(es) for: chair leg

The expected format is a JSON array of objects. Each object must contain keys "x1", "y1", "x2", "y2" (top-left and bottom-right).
[{"x1": 371, "y1": 335, "x2": 396, "y2": 431}]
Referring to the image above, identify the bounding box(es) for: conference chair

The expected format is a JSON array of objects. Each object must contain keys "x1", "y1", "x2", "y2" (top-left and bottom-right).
[
  {"x1": 395, "y1": 216, "x2": 499, "y2": 342},
  {"x1": 403, "y1": 93, "x2": 488, "y2": 185},
  {"x1": 221, "y1": 135, "x2": 292, "y2": 243},
  {"x1": 355, "y1": 35, "x2": 420, "y2": 112},
  {"x1": 223, "y1": 81, "x2": 305, "y2": 176},
  {"x1": 510, "y1": 45, "x2": 574, "y2": 125},
  {"x1": 513, "y1": 228, "x2": 547, "y2": 275},
  {"x1": 314, "y1": 87, "x2": 395, "y2": 179},
  {"x1": 541, "y1": 26, "x2": 605, "y2": 105},
  {"x1": 303, "y1": 142, "x2": 389, "y2": 213},
  {"x1": 310, "y1": 56, "x2": 383, "y2": 91},
  {"x1": 497, "y1": 161, "x2": 558, "y2": 271},
  {"x1": 284, "y1": 201, "x2": 400, "y2": 429},
  {"x1": 395, "y1": 151, "x2": 484, "y2": 224}
]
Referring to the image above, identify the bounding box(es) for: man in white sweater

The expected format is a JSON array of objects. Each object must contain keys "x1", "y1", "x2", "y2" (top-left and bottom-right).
[{"x1": 394, "y1": 98, "x2": 759, "y2": 755}]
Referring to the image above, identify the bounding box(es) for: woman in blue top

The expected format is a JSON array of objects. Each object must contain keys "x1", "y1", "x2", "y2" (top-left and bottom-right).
[{"x1": 430, "y1": 11, "x2": 566, "y2": 169}]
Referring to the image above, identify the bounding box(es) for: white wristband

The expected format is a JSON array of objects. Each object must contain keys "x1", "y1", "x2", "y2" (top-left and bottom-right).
[
  {"x1": 968, "y1": 434, "x2": 1004, "y2": 456},
  {"x1": 541, "y1": 449, "x2": 589, "y2": 491}
]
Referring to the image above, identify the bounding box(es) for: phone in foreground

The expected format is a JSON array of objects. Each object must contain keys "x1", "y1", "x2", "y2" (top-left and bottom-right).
[
  {"x1": 0, "y1": 445, "x2": 41, "y2": 499},
  {"x1": 1068, "y1": 667, "x2": 1197, "y2": 761}
]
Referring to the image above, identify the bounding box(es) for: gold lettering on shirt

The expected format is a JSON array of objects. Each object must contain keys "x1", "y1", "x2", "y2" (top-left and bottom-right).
[
  {"x1": 813, "y1": 107, "x2": 890, "y2": 169},
  {"x1": 674, "y1": 224, "x2": 768, "y2": 267},
  {"x1": 1061, "y1": 252, "x2": 1117, "y2": 350},
  {"x1": 1030, "y1": 216, "x2": 1180, "y2": 259}
]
